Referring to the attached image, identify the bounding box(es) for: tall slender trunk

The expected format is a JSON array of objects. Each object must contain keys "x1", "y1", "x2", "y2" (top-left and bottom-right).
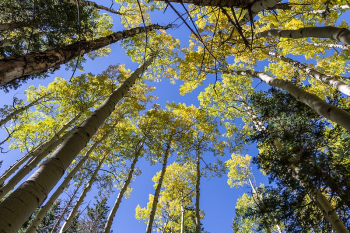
[
  {"x1": 0, "y1": 93, "x2": 50, "y2": 126},
  {"x1": 0, "y1": 112, "x2": 80, "y2": 185},
  {"x1": 63, "y1": 0, "x2": 122, "y2": 15},
  {"x1": 247, "y1": 177, "x2": 272, "y2": 233},
  {"x1": 50, "y1": 183, "x2": 81, "y2": 233},
  {"x1": 307, "y1": 5, "x2": 350, "y2": 14},
  {"x1": 180, "y1": 195, "x2": 185, "y2": 233},
  {"x1": 195, "y1": 149, "x2": 201, "y2": 233},
  {"x1": 291, "y1": 165, "x2": 349, "y2": 233},
  {"x1": 59, "y1": 154, "x2": 108, "y2": 233},
  {"x1": 0, "y1": 24, "x2": 170, "y2": 86},
  {"x1": 0, "y1": 116, "x2": 81, "y2": 198},
  {"x1": 228, "y1": 70, "x2": 350, "y2": 132},
  {"x1": 26, "y1": 133, "x2": 110, "y2": 233},
  {"x1": 246, "y1": 100, "x2": 347, "y2": 233},
  {"x1": 267, "y1": 51, "x2": 350, "y2": 96},
  {"x1": 0, "y1": 56, "x2": 155, "y2": 233},
  {"x1": 305, "y1": 42, "x2": 349, "y2": 50},
  {"x1": 146, "y1": 140, "x2": 171, "y2": 233},
  {"x1": 254, "y1": 26, "x2": 350, "y2": 45},
  {"x1": 103, "y1": 138, "x2": 146, "y2": 233}
]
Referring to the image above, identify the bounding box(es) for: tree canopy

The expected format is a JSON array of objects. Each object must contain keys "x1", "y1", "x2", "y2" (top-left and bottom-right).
[{"x1": 0, "y1": 0, "x2": 350, "y2": 232}]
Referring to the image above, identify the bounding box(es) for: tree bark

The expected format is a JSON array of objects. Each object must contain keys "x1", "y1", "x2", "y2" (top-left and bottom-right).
[
  {"x1": 0, "y1": 93, "x2": 50, "y2": 127},
  {"x1": 291, "y1": 165, "x2": 349, "y2": 233},
  {"x1": 228, "y1": 70, "x2": 350, "y2": 132},
  {"x1": 0, "y1": 112, "x2": 81, "y2": 185},
  {"x1": 195, "y1": 149, "x2": 201, "y2": 233},
  {"x1": 50, "y1": 183, "x2": 81, "y2": 233},
  {"x1": 0, "y1": 24, "x2": 171, "y2": 87},
  {"x1": 0, "y1": 114, "x2": 81, "y2": 198},
  {"x1": 254, "y1": 26, "x2": 350, "y2": 45},
  {"x1": 59, "y1": 154, "x2": 107, "y2": 233},
  {"x1": 267, "y1": 51, "x2": 350, "y2": 96},
  {"x1": 146, "y1": 139, "x2": 171, "y2": 233},
  {"x1": 103, "y1": 138, "x2": 145, "y2": 233},
  {"x1": 305, "y1": 42, "x2": 349, "y2": 50},
  {"x1": 180, "y1": 196, "x2": 185, "y2": 233},
  {"x1": 26, "y1": 133, "x2": 109, "y2": 233},
  {"x1": 239, "y1": 0, "x2": 281, "y2": 26},
  {"x1": 245, "y1": 101, "x2": 344, "y2": 233},
  {"x1": 0, "y1": 55, "x2": 155, "y2": 233}
]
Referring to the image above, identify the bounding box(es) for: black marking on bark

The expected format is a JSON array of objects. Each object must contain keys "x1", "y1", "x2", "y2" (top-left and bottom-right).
[{"x1": 327, "y1": 107, "x2": 332, "y2": 113}]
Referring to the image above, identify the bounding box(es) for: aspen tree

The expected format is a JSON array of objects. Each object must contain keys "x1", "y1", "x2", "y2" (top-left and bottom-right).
[
  {"x1": 226, "y1": 70, "x2": 350, "y2": 132},
  {"x1": 0, "y1": 24, "x2": 171, "y2": 86},
  {"x1": 0, "y1": 55, "x2": 156, "y2": 232},
  {"x1": 266, "y1": 51, "x2": 350, "y2": 96},
  {"x1": 0, "y1": 114, "x2": 82, "y2": 198},
  {"x1": 59, "y1": 152, "x2": 108, "y2": 232},
  {"x1": 26, "y1": 131, "x2": 112, "y2": 233},
  {"x1": 248, "y1": 88, "x2": 349, "y2": 232},
  {"x1": 104, "y1": 129, "x2": 148, "y2": 232},
  {"x1": 254, "y1": 26, "x2": 350, "y2": 45},
  {"x1": 146, "y1": 138, "x2": 172, "y2": 233}
]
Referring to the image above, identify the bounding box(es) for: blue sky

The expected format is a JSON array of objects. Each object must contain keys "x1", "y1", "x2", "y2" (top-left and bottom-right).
[{"x1": 0, "y1": 2, "x2": 273, "y2": 233}]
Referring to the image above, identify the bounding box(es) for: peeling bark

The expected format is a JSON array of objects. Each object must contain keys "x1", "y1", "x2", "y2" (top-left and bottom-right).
[
  {"x1": 0, "y1": 24, "x2": 171, "y2": 87},
  {"x1": 267, "y1": 51, "x2": 350, "y2": 96},
  {"x1": 254, "y1": 26, "x2": 350, "y2": 45},
  {"x1": 103, "y1": 138, "x2": 145, "y2": 233},
  {"x1": 228, "y1": 70, "x2": 350, "y2": 132},
  {"x1": 146, "y1": 139, "x2": 171, "y2": 233},
  {"x1": 0, "y1": 55, "x2": 155, "y2": 233}
]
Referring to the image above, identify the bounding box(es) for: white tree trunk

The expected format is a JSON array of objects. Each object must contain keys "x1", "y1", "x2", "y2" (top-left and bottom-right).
[
  {"x1": 229, "y1": 70, "x2": 350, "y2": 132},
  {"x1": 195, "y1": 150, "x2": 201, "y2": 233},
  {"x1": 305, "y1": 42, "x2": 349, "y2": 50},
  {"x1": 0, "y1": 113, "x2": 81, "y2": 198},
  {"x1": 291, "y1": 165, "x2": 349, "y2": 233},
  {"x1": 59, "y1": 154, "x2": 107, "y2": 233},
  {"x1": 180, "y1": 195, "x2": 185, "y2": 233},
  {"x1": 255, "y1": 26, "x2": 350, "y2": 45},
  {"x1": 103, "y1": 138, "x2": 145, "y2": 233},
  {"x1": 0, "y1": 55, "x2": 155, "y2": 233},
  {"x1": 146, "y1": 140, "x2": 171, "y2": 233},
  {"x1": 239, "y1": 0, "x2": 281, "y2": 25},
  {"x1": 267, "y1": 51, "x2": 350, "y2": 96},
  {"x1": 25, "y1": 133, "x2": 109, "y2": 233},
  {"x1": 50, "y1": 183, "x2": 81, "y2": 233}
]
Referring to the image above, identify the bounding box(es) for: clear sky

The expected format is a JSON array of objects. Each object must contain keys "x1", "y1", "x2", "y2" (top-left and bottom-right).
[{"x1": 0, "y1": 2, "x2": 273, "y2": 233}]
